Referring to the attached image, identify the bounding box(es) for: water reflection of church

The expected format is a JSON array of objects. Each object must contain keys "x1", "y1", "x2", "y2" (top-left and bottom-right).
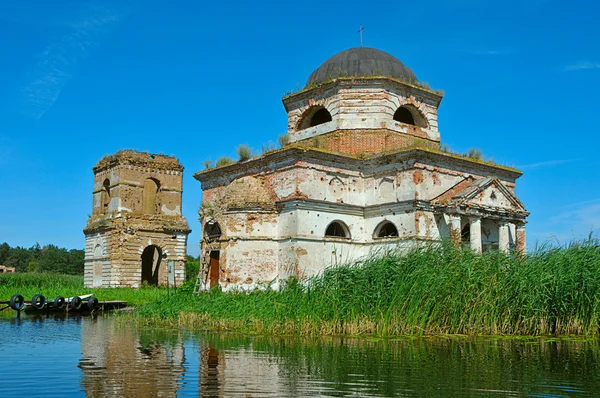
[
  {"x1": 79, "y1": 318, "x2": 186, "y2": 397},
  {"x1": 78, "y1": 318, "x2": 289, "y2": 397}
]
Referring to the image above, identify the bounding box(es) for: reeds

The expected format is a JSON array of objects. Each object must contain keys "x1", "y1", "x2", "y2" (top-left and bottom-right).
[
  {"x1": 6, "y1": 238, "x2": 600, "y2": 337},
  {"x1": 133, "y1": 237, "x2": 600, "y2": 336}
]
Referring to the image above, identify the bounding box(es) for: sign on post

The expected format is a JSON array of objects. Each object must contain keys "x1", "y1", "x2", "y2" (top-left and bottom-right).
[{"x1": 168, "y1": 260, "x2": 175, "y2": 285}]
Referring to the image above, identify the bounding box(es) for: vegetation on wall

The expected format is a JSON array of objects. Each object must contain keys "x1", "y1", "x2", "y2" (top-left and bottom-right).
[
  {"x1": 278, "y1": 134, "x2": 291, "y2": 148},
  {"x1": 215, "y1": 156, "x2": 235, "y2": 167},
  {"x1": 0, "y1": 242, "x2": 84, "y2": 275},
  {"x1": 261, "y1": 142, "x2": 277, "y2": 154},
  {"x1": 441, "y1": 144, "x2": 497, "y2": 163},
  {"x1": 236, "y1": 144, "x2": 253, "y2": 161}
]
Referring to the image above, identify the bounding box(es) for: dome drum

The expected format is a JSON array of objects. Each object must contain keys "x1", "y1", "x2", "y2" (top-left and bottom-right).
[
  {"x1": 283, "y1": 47, "x2": 441, "y2": 145},
  {"x1": 283, "y1": 77, "x2": 441, "y2": 144}
]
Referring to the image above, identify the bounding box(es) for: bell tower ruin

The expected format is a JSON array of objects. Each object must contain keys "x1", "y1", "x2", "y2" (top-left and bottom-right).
[{"x1": 83, "y1": 150, "x2": 191, "y2": 288}]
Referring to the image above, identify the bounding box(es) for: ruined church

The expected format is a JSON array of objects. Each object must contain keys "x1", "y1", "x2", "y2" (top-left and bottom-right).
[
  {"x1": 83, "y1": 47, "x2": 528, "y2": 289},
  {"x1": 83, "y1": 151, "x2": 190, "y2": 288},
  {"x1": 194, "y1": 47, "x2": 529, "y2": 291}
]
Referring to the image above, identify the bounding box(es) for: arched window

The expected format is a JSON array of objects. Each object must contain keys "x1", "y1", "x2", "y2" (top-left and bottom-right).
[
  {"x1": 143, "y1": 178, "x2": 161, "y2": 214},
  {"x1": 101, "y1": 178, "x2": 111, "y2": 213},
  {"x1": 298, "y1": 106, "x2": 332, "y2": 130},
  {"x1": 374, "y1": 221, "x2": 399, "y2": 238},
  {"x1": 393, "y1": 105, "x2": 428, "y2": 128},
  {"x1": 204, "y1": 221, "x2": 222, "y2": 240},
  {"x1": 325, "y1": 220, "x2": 350, "y2": 239}
]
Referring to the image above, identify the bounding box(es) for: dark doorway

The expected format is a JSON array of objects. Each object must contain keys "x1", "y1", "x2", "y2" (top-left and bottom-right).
[
  {"x1": 209, "y1": 251, "x2": 220, "y2": 289},
  {"x1": 461, "y1": 224, "x2": 470, "y2": 246},
  {"x1": 141, "y1": 245, "x2": 162, "y2": 286}
]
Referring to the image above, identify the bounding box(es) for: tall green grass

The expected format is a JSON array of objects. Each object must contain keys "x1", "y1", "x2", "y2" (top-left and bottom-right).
[
  {"x1": 133, "y1": 237, "x2": 600, "y2": 336},
  {"x1": 5, "y1": 238, "x2": 600, "y2": 337},
  {"x1": 0, "y1": 273, "x2": 171, "y2": 307}
]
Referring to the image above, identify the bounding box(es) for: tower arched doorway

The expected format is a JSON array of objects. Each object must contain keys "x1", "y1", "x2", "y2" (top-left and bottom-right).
[{"x1": 141, "y1": 245, "x2": 162, "y2": 286}]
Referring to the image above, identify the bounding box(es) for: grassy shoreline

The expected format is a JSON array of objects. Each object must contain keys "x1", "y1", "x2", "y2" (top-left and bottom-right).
[
  {"x1": 0, "y1": 273, "x2": 170, "y2": 309},
  {"x1": 3, "y1": 238, "x2": 600, "y2": 337}
]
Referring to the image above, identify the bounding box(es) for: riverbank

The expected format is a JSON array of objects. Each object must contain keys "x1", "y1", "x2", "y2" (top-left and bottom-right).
[
  {"x1": 131, "y1": 238, "x2": 600, "y2": 337},
  {"x1": 0, "y1": 273, "x2": 169, "y2": 310},
  {"x1": 3, "y1": 238, "x2": 600, "y2": 337}
]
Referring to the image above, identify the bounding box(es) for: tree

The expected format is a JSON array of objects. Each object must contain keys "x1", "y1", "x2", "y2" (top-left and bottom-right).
[
  {"x1": 5, "y1": 247, "x2": 33, "y2": 272},
  {"x1": 0, "y1": 242, "x2": 10, "y2": 264}
]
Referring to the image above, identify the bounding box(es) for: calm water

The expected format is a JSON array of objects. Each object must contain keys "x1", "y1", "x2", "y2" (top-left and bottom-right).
[{"x1": 0, "y1": 315, "x2": 599, "y2": 397}]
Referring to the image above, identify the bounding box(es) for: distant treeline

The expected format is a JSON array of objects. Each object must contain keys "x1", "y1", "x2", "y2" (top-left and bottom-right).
[{"x1": 0, "y1": 242, "x2": 84, "y2": 275}]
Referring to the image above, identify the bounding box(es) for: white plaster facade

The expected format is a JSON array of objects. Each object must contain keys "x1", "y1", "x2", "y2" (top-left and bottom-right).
[{"x1": 194, "y1": 47, "x2": 528, "y2": 292}]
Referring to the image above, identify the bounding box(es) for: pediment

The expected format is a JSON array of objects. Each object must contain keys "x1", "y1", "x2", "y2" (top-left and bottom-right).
[
  {"x1": 433, "y1": 177, "x2": 526, "y2": 213},
  {"x1": 466, "y1": 181, "x2": 525, "y2": 211}
]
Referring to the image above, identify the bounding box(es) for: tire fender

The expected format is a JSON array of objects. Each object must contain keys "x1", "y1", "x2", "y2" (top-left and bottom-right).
[
  {"x1": 31, "y1": 294, "x2": 46, "y2": 310},
  {"x1": 70, "y1": 296, "x2": 83, "y2": 310},
  {"x1": 53, "y1": 296, "x2": 65, "y2": 309},
  {"x1": 87, "y1": 297, "x2": 99, "y2": 310},
  {"x1": 9, "y1": 294, "x2": 25, "y2": 311}
]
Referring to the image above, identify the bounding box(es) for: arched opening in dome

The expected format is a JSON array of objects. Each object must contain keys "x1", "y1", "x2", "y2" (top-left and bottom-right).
[
  {"x1": 310, "y1": 108, "x2": 332, "y2": 127},
  {"x1": 325, "y1": 220, "x2": 350, "y2": 239},
  {"x1": 298, "y1": 106, "x2": 332, "y2": 130},
  {"x1": 393, "y1": 105, "x2": 428, "y2": 128},
  {"x1": 374, "y1": 221, "x2": 399, "y2": 238}
]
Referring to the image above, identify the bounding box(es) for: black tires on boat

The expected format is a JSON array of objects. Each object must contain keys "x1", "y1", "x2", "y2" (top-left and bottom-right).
[
  {"x1": 70, "y1": 296, "x2": 83, "y2": 310},
  {"x1": 87, "y1": 297, "x2": 99, "y2": 310},
  {"x1": 31, "y1": 294, "x2": 46, "y2": 310},
  {"x1": 53, "y1": 296, "x2": 65, "y2": 309},
  {"x1": 9, "y1": 294, "x2": 25, "y2": 311}
]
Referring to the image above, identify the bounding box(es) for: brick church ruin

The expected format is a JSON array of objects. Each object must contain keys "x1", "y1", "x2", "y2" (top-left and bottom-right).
[
  {"x1": 194, "y1": 47, "x2": 529, "y2": 291},
  {"x1": 83, "y1": 151, "x2": 190, "y2": 288},
  {"x1": 84, "y1": 47, "x2": 528, "y2": 289}
]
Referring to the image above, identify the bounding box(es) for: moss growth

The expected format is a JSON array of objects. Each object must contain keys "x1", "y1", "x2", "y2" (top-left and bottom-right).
[{"x1": 283, "y1": 76, "x2": 444, "y2": 101}]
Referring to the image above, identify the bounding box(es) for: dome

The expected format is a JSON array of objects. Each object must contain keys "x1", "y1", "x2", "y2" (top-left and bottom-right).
[{"x1": 306, "y1": 47, "x2": 418, "y2": 87}]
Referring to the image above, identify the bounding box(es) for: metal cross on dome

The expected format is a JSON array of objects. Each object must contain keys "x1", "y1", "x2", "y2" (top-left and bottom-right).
[{"x1": 358, "y1": 24, "x2": 364, "y2": 47}]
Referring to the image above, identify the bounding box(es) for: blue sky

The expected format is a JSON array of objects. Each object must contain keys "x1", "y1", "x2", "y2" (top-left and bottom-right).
[{"x1": 0, "y1": 0, "x2": 598, "y2": 256}]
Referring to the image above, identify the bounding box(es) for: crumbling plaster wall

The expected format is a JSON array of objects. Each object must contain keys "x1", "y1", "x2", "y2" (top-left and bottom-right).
[
  {"x1": 84, "y1": 233, "x2": 111, "y2": 288},
  {"x1": 285, "y1": 80, "x2": 440, "y2": 143},
  {"x1": 198, "y1": 149, "x2": 523, "y2": 290},
  {"x1": 85, "y1": 224, "x2": 187, "y2": 288},
  {"x1": 219, "y1": 240, "x2": 279, "y2": 291},
  {"x1": 472, "y1": 184, "x2": 515, "y2": 209}
]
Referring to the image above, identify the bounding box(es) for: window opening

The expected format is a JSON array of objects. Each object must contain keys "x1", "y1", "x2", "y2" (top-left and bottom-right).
[
  {"x1": 325, "y1": 221, "x2": 350, "y2": 238},
  {"x1": 376, "y1": 221, "x2": 399, "y2": 238}
]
